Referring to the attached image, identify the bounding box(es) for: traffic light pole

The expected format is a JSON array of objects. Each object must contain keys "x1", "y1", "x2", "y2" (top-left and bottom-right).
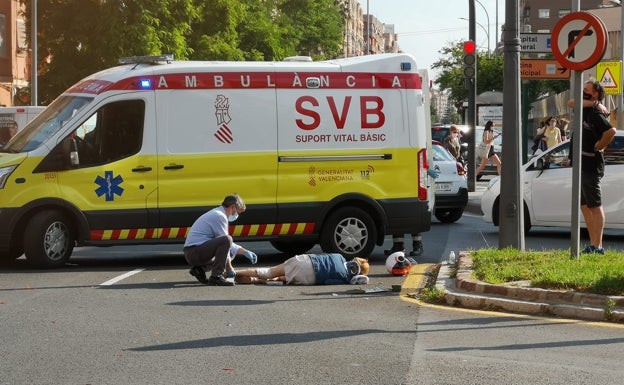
[
  {"x1": 467, "y1": 0, "x2": 477, "y2": 192},
  {"x1": 498, "y1": 0, "x2": 524, "y2": 250}
]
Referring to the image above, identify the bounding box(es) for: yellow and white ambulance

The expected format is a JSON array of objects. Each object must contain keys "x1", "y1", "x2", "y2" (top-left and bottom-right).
[{"x1": 0, "y1": 53, "x2": 433, "y2": 267}]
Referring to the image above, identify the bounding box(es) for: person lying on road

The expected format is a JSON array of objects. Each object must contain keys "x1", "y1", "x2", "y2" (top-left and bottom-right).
[{"x1": 234, "y1": 253, "x2": 369, "y2": 285}]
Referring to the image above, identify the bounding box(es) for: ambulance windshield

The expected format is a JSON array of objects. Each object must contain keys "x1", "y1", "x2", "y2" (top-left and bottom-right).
[{"x1": 1, "y1": 96, "x2": 92, "y2": 153}]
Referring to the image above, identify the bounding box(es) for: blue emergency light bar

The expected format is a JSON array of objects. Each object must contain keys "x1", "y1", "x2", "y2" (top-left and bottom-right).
[
  {"x1": 139, "y1": 79, "x2": 152, "y2": 89},
  {"x1": 401, "y1": 62, "x2": 411, "y2": 71}
]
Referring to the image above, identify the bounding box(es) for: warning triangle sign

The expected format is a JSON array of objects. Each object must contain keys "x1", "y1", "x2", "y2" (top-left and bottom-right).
[{"x1": 600, "y1": 67, "x2": 618, "y2": 88}]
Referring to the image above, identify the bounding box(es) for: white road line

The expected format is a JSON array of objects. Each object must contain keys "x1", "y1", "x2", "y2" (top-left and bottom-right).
[{"x1": 99, "y1": 269, "x2": 145, "y2": 286}]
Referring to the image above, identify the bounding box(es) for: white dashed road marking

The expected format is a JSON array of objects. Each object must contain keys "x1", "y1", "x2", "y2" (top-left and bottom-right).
[{"x1": 99, "y1": 269, "x2": 145, "y2": 286}]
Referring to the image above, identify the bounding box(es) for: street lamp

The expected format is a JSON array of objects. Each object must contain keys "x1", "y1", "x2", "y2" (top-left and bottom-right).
[
  {"x1": 460, "y1": 17, "x2": 489, "y2": 54},
  {"x1": 475, "y1": 0, "x2": 491, "y2": 54}
]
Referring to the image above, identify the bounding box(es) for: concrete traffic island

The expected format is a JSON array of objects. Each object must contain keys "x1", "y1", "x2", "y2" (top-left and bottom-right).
[{"x1": 403, "y1": 252, "x2": 624, "y2": 323}]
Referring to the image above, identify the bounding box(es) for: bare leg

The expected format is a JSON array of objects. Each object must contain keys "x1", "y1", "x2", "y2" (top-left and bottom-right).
[
  {"x1": 491, "y1": 155, "x2": 502, "y2": 175},
  {"x1": 235, "y1": 264, "x2": 286, "y2": 280},
  {"x1": 582, "y1": 205, "x2": 605, "y2": 248},
  {"x1": 475, "y1": 157, "x2": 488, "y2": 175}
]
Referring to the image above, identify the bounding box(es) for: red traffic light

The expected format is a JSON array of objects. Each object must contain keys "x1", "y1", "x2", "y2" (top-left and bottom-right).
[{"x1": 463, "y1": 40, "x2": 476, "y2": 54}]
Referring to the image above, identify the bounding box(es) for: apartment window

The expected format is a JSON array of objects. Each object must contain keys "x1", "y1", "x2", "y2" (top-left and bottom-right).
[
  {"x1": 558, "y1": 9, "x2": 570, "y2": 18},
  {"x1": 0, "y1": 14, "x2": 6, "y2": 58},
  {"x1": 538, "y1": 9, "x2": 550, "y2": 19},
  {"x1": 16, "y1": 19, "x2": 27, "y2": 51}
]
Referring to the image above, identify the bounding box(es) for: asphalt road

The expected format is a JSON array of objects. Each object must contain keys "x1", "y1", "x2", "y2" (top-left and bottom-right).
[{"x1": 2, "y1": 185, "x2": 624, "y2": 384}]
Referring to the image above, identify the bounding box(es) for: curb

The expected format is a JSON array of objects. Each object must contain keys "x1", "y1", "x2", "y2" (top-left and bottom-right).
[{"x1": 435, "y1": 252, "x2": 624, "y2": 323}]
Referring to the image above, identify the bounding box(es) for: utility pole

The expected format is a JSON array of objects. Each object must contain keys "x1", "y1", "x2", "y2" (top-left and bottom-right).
[
  {"x1": 31, "y1": 0, "x2": 37, "y2": 106},
  {"x1": 498, "y1": 0, "x2": 524, "y2": 249},
  {"x1": 466, "y1": 0, "x2": 477, "y2": 192}
]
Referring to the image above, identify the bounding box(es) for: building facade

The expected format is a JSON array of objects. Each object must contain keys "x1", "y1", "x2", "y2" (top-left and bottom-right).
[
  {"x1": 520, "y1": 0, "x2": 608, "y2": 33},
  {"x1": 342, "y1": 1, "x2": 401, "y2": 57},
  {"x1": 0, "y1": 0, "x2": 31, "y2": 107}
]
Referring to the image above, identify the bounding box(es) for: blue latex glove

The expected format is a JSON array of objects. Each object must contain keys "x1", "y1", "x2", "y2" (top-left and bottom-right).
[
  {"x1": 243, "y1": 250, "x2": 258, "y2": 264},
  {"x1": 427, "y1": 168, "x2": 440, "y2": 179},
  {"x1": 225, "y1": 269, "x2": 236, "y2": 279}
]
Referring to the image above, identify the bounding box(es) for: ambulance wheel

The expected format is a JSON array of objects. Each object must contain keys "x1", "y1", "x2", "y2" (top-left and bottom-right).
[
  {"x1": 270, "y1": 240, "x2": 315, "y2": 255},
  {"x1": 23, "y1": 210, "x2": 74, "y2": 268},
  {"x1": 0, "y1": 247, "x2": 23, "y2": 262},
  {"x1": 320, "y1": 207, "x2": 377, "y2": 259}
]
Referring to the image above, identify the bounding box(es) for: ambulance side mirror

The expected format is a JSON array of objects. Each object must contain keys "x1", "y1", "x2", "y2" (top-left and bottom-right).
[{"x1": 69, "y1": 137, "x2": 80, "y2": 166}]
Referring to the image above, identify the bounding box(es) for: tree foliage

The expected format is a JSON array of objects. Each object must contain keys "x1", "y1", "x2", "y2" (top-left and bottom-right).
[
  {"x1": 432, "y1": 40, "x2": 504, "y2": 109},
  {"x1": 21, "y1": 0, "x2": 345, "y2": 104},
  {"x1": 432, "y1": 40, "x2": 570, "y2": 112}
]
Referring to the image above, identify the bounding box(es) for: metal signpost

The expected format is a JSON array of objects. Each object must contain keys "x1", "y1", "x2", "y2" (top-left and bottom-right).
[{"x1": 551, "y1": 11, "x2": 608, "y2": 259}]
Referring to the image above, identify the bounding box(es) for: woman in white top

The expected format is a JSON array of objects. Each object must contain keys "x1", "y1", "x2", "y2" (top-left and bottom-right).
[{"x1": 475, "y1": 120, "x2": 502, "y2": 176}]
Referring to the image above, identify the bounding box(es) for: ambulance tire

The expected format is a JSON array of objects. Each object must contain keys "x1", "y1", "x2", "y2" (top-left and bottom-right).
[
  {"x1": 23, "y1": 210, "x2": 75, "y2": 268},
  {"x1": 319, "y1": 207, "x2": 377, "y2": 259},
  {"x1": 270, "y1": 240, "x2": 316, "y2": 255},
  {"x1": 0, "y1": 247, "x2": 23, "y2": 263}
]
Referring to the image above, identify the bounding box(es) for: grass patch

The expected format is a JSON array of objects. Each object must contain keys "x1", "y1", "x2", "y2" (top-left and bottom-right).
[
  {"x1": 470, "y1": 248, "x2": 624, "y2": 296},
  {"x1": 420, "y1": 286, "x2": 446, "y2": 304}
]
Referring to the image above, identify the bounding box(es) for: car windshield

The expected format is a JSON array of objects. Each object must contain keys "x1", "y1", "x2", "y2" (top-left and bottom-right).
[
  {"x1": 433, "y1": 143, "x2": 456, "y2": 162},
  {"x1": 528, "y1": 136, "x2": 624, "y2": 170},
  {"x1": 1, "y1": 95, "x2": 93, "y2": 153},
  {"x1": 431, "y1": 126, "x2": 450, "y2": 143}
]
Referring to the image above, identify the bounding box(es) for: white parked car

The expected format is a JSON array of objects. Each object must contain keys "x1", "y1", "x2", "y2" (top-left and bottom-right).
[
  {"x1": 481, "y1": 131, "x2": 624, "y2": 231},
  {"x1": 432, "y1": 141, "x2": 468, "y2": 223}
]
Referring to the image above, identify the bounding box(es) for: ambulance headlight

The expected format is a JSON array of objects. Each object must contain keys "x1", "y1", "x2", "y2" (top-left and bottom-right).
[
  {"x1": 0, "y1": 165, "x2": 17, "y2": 189},
  {"x1": 139, "y1": 79, "x2": 152, "y2": 89}
]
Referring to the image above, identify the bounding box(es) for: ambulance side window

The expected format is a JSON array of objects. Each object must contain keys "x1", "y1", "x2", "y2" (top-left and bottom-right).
[
  {"x1": 36, "y1": 100, "x2": 145, "y2": 172},
  {"x1": 77, "y1": 100, "x2": 144, "y2": 166}
]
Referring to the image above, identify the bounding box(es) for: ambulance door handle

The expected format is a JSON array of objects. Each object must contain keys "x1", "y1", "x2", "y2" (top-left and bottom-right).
[
  {"x1": 163, "y1": 164, "x2": 184, "y2": 170},
  {"x1": 132, "y1": 166, "x2": 153, "y2": 172}
]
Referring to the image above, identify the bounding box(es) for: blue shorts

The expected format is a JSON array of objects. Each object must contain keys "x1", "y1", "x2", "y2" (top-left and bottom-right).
[{"x1": 580, "y1": 172, "x2": 602, "y2": 208}]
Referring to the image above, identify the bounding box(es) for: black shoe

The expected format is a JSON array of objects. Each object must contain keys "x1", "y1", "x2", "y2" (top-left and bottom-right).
[
  {"x1": 410, "y1": 241, "x2": 424, "y2": 257},
  {"x1": 189, "y1": 266, "x2": 208, "y2": 284},
  {"x1": 384, "y1": 244, "x2": 405, "y2": 256},
  {"x1": 207, "y1": 275, "x2": 235, "y2": 286}
]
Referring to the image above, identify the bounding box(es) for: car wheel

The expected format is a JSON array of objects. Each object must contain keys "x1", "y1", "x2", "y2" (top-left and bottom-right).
[
  {"x1": 0, "y1": 247, "x2": 23, "y2": 263},
  {"x1": 435, "y1": 208, "x2": 464, "y2": 223},
  {"x1": 270, "y1": 240, "x2": 316, "y2": 255},
  {"x1": 524, "y1": 204, "x2": 532, "y2": 233},
  {"x1": 319, "y1": 207, "x2": 377, "y2": 259},
  {"x1": 23, "y1": 210, "x2": 74, "y2": 268},
  {"x1": 493, "y1": 199, "x2": 532, "y2": 233}
]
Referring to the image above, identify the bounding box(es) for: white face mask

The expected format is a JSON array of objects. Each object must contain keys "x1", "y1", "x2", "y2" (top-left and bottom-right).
[{"x1": 228, "y1": 213, "x2": 239, "y2": 222}]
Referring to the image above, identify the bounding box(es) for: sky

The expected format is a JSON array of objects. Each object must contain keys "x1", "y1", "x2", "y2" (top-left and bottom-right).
[{"x1": 368, "y1": 0, "x2": 504, "y2": 80}]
